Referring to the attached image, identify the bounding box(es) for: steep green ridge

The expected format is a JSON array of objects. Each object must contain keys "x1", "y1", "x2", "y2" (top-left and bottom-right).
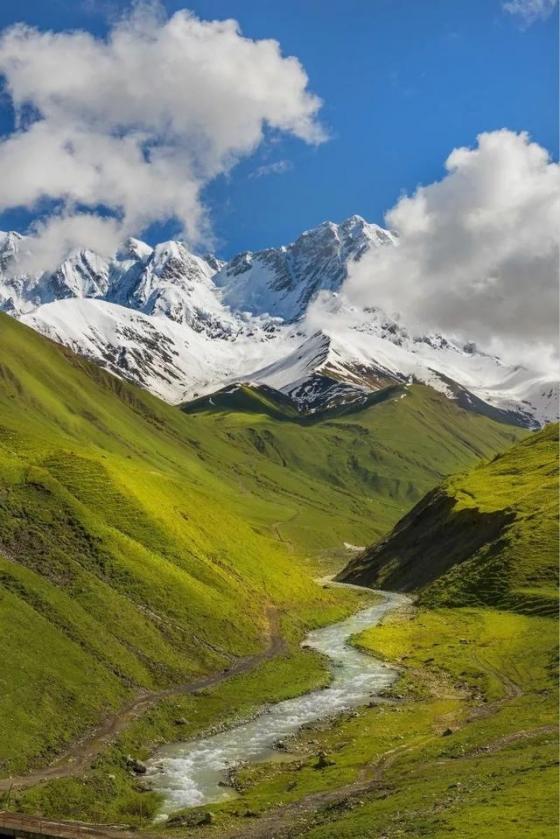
[
  {"x1": 0, "y1": 312, "x2": 523, "y2": 777},
  {"x1": 182, "y1": 382, "x2": 403, "y2": 423},
  {"x1": 183, "y1": 383, "x2": 304, "y2": 419},
  {"x1": 339, "y1": 424, "x2": 558, "y2": 615}
]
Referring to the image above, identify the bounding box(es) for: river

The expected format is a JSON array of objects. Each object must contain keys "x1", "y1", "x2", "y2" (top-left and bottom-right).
[{"x1": 146, "y1": 588, "x2": 409, "y2": 817}]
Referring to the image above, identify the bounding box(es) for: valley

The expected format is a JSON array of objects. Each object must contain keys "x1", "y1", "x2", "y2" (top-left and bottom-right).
[
  {"x1": 0, "y1": 311, "x2": 543, "y2": 830},
  {"x1": 127, "y1": 429, "x2": 556, "y2": 838},
  {"x1": 0, "y1": 304, "x2": 555, "y2": 839},
  {"x1": 146, "y1": 587, "x2": 408, "y2": 816},
  {"x1": 0, "y1": 4, "x2": 556, "y2": 838}
]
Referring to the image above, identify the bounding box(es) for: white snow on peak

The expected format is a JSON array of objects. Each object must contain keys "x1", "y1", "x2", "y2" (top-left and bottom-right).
[
  {"x1": 0, "y1": 216, "x2": 556, "y2": 427},
  {"x1": 116, "y1": 237, "x2": 154, "y2": 263},
  {"x1": 214, "y1": 216, "x2": 397, "y2": 321}
]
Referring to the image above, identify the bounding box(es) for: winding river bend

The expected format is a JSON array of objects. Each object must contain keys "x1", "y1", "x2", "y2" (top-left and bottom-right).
[{"x1": 146, "y1": 589, "x2": 410, "y2": 816}]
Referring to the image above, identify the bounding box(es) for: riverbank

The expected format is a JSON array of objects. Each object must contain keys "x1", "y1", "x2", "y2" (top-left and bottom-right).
[
  {"x1": 7, "y1": 587, "x2": 371, "y2": 826},
  {"x1": 6, "y1": 591, "x2": 558, "y2": 838},
  {"x1": 7, "y1": 574, "x2": 557, "y2": 839},
  {"x1": 176, "y1": 604, "x2": 556, "y2": 839},
  {"x1": 145, "y1": 589, "x2": 410, "y2": 816}
]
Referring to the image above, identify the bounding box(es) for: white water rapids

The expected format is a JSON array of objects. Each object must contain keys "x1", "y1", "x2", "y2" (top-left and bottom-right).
[{"x1": 146, "y1": 589, "x2": 409, "y2": 816}]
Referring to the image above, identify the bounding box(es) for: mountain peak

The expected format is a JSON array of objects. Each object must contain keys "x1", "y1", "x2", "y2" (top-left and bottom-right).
[
  {"x1": 340, "y1": 213, "x2": 368, "y2": 228},
  {"x1": 117, "y1": 237, "x2": 153, "y2": 263},
  {"x1": 0, "y1": 231, "x2": 25, "y2": 262},
  {"x1": 214, "y1": 215, "x2": 397, "y2": 321}
]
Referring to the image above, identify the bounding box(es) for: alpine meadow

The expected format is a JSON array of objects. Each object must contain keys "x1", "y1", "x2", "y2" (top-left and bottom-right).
[{"x1": 0, "y1": 2, "x2": 557, "y2": 838}]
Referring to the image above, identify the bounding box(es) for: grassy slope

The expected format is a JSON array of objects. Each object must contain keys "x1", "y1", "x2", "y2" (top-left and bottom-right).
[
  {"x1": 339, "y1": 424, "x2": 558, "y2": 615},
  {"x1": 179, "y1": 382, "x2": 524, "y2": 560},
  {"x1": 0, "y1": 314, "x2": 352, "y2": 777},
  {"x1": 185, "y1": 430, "x2": 557, "y2": 837},
  {"x1": 0, "y1": 313, "x2": 524, "y2": 812},
  {"x1": 199, "y1": 605, "x2": 556, "y2": 838}
]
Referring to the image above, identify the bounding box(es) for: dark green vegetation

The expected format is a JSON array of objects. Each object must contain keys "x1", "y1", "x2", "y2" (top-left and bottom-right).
[
  {"x1": 339, "y1": 424, "x2": 558, "y2": 616},
  {"x1": 0, "y1": 311, "x2": 536, "y2": 831},
  {"x1": 182, "y1": 381, "x2": 403, "y2": 423}
]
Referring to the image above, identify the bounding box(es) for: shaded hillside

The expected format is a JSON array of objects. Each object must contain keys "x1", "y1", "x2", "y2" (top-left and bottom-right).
[
  {"x1": 338, "y1": 424, "x2": 559, "y2": 615},
  {"x1": 181, "y1": 381, "x2": 402, "y2": 423}
]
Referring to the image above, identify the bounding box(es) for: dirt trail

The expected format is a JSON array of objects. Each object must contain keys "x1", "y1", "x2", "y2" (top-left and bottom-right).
[
  {"x1": 270, "y1": 510, "x2": 299, "y2": 554},
  {"x1": 0, "y1": 607, "x2": 286, "y2": 793},
  {"x1": 215, "y1": 734, "x2": 434, "y2": 839},
  {"x1": 466, "y1": 653, "x2": 523, "y2": 722}
]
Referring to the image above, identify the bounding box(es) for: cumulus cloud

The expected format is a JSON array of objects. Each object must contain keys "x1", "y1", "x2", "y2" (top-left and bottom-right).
[
  {"x1": 503, "y1": 0, "x2": 558, "y2": 26},
  {"x1": 343, "y1": 130, "x2": 560, "y2": 369},
  {"x1": 0, "y1": 1, "x2": 324, "y2": 269}
]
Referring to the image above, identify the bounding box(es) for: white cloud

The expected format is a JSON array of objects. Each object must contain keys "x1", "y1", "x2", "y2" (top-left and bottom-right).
[
  {"x1": 22, "y1": 214, "x2": 124, "y2": 275},
  {"x1": 343, "y1": 130, "x2": 560, "y2": 370},
  {"x1": 0, "y1": 1, "x2": 324, "y2": 269},
  {"x1": 249, "y1": 159, "x2": 293, "y2": 178},
  {"x1": 503, "y1": 0, "x2": 558, "y2": 26}
]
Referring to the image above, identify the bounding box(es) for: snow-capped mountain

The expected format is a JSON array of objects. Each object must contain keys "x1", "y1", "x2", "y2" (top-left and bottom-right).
[
  {"x1": 214, "y1": 215, "x2": 397, "y2": 321},
  {"x1": 0, "y1": 217, "x2": 556, "y2": 427}
]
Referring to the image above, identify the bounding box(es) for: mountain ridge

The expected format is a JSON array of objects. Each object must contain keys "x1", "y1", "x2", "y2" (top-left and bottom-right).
[{"x1": 0, "y1": 217, "x2": 556, "y2": 427}]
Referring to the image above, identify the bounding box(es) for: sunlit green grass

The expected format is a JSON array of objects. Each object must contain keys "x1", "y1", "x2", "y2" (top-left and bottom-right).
[
  {"x1": 0, "y1": 311, "x2": 527, "y2": 820},
  {"x1": 147, "y1": 427, "x2": 558, "y2": 838},
  {"x1": 15, "y1": 596, "x2": 368, "y2": 825},
  {"x1": 185, "y1": 606, "x2": 557, "y2": 838},
  {"x1": 341, "y1": 424, "x2": 558, "y2": 617},
  {"x1": 424, "y1": 423, "x2": 559, "y2": 614}
]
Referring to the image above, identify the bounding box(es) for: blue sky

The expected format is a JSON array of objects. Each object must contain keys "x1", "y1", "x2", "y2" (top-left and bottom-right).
[{"x1": 0, "y1": 0, "x2": 557, "y2": 256}]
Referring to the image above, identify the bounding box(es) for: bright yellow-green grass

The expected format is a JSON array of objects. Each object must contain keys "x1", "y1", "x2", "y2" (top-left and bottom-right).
[
  {"x1": 341, "y1": 424, "x2": 558, "y2": 615},
  {"x1": 0, "y1": 312, "x2": 523, "y2": 784},
  {"x1": 14, "y1": 603, "x2": 362, "y2": 825},
  {"x1": 425, "y1": 423, "x2": 559, "y2": 614},
  {"x1": 0, "y1": 315, "x2": 351, "y2": 777},
  {"x1": 178, "y1": 605, "x2": 557, "y2": 838}
]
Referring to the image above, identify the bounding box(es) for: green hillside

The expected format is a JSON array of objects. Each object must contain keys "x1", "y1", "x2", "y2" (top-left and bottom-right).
[
  {"x1": 0, "y1": 315, "x2": 339, "y2": 778},
  {"x1": 191, "y1": 429, "x2": 558, "y2": 838},
  {"x1": 0, "y1": 312, "x2": 523, "y2": 783},
  {"x1": 179, "y1": 381, "x2": 525, "y2": 556},
  {"x1": 339, "y1": 424, "x2": 558, "y2": 615}
]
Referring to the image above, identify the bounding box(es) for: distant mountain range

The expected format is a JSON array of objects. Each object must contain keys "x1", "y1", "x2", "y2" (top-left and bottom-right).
[{"x1": 0, "y1": 216, "x2": 556, "y2": 427}]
